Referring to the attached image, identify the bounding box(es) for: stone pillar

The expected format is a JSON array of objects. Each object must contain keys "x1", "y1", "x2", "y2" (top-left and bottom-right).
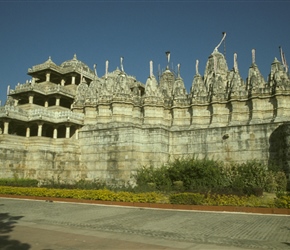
[
  {"x1": 3, "y1": 121, "x2": 9, "y2": 134},
  {"x1": 37, "y1": 123, "x2": 43, "y2": 137},
  {"x1": 14, "y1": 99, "x2": 19, "y2": 106},
  {"x1": 228, "y1": 94, "x2": 249, "y2": 126},
  {"x1": 46, "y1": 72, "x2": 51, "y2": 82},
  {"x1": 210, "y1": 102, "x2": 230, "y2": 127},
  {"x1": 44, "y1": 100, "x2": 49, "y2": 108},
  {"x1": 190, "y1": 97, "x2": 211, "y2": 128},
  {"x1": 65, "y1": 125, "x2": 70, "y2": 138},
  {"x1": 26, "y1": 127, "x2": 30, "y2": 137},
  {"x1": 55, "y1": 96, "x2": 60, "y2": 106},
  {"x1": 250, "y1": 92, "x2": 273, "y2": 124},
  {"x1": 61, "y1": 79, "x2": 65, "y2": 86},
  {"x1": 71, "y1": 75, "x2": 76, "y2": 85},
  {"x1": 53, "y1": 127, "x2": 58, "y2": 139},
  {"x1": 171, "y1": 101, "x2": 191, "y2": 127},
  {"x1": 29, "y1": 94, "x2": 34, "y2": 104},
  {"x1": 75, "y1": 128, "x2": 79, "y2": 140},
  {"x1": 274, "y1": 91, "x2": 290, "y2": 122}
]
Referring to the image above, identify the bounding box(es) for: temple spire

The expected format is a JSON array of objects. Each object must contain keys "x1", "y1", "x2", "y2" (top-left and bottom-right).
[
  {"x1": 195, "y1": 60, "x2": 199, "y2": 75},
  {"x1": 150, "y1": 60, "x2": 153, "y2": 78},
  {"x1": 105, "y1": 60, "x2": 109, "y2": 79},
  {"x1": 94, "y1": 64, "x2": 98, "y2": 77},
  {"x1": 120, "y1": 56, "x2": 124, "y2": 72},
  {"x1": 214, "y1": 32, "x2": 226, "y2": 52},
  {"x1": 252, "y1": 49, "x2": 256, "y2": 65},
  {"x1": 234, "y1": 53, "x2": 238, "y2": 72},
  {"x1": 177, "y1": 63, "x2": 181, "y2": 77},
  {"x1": 165, "y1": 51, "x2": 170, "y2": 69}
]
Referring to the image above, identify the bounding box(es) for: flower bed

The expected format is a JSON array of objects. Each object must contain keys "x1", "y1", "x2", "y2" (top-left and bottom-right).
[{"x1": 0, "y1": 186, "x2": 289, "y2": 215}]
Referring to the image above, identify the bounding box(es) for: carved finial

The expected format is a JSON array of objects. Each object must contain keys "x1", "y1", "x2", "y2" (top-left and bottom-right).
[
  {"x1": 213, "y1": 56, "x2": 217, "y2": 75},
  {"x1": 73, "y1": 54, "x2": 77, "y2": 60},
  {"x1": 195, "y1": 60, "x2": 199, "y2": 75},
  {"x1": 80, "y1": 67, "x2": 83, "y2": 84},
  {"x1": 7, "y1": 85, "x2": 10, "y2": 96},
  {"x1": 252, "y1": 49, "x2": 256, "y2": 64},
  {"x1": 214, "y1": 32, "x2": 226, "y2": 52},
  {"x1": 105, "y1": 60, "x2": 109, "y2": 79},
  {"x1": 234, "y1": 53, "x2": 238, "y2": 72},
  {"x1": 280, "y1": 46, "x2": 288, "y2": 73},
  {"x1": 165, "y1": 51, "x2": 170, "y2": 69},
  {"x1": 94, "y1": 64, "x2": 98, "y2": 77},
  {"x1": 120, "y1": 56, "x2": 124, "y2": 72},
  {"x1": 150, "y1": 60, "x2": 153, "y2": 78},
  {"x1": 177, "y1": 63, "x2": 181, "y2": 77}
]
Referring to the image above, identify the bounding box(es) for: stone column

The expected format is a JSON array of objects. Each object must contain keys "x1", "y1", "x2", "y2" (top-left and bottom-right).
[
  {"x1": 53, "y1": 127, "x2": 58, "y2": 139},
  {"x1": 3, "y1": 121, "x2": 9, "y2": 134},
  {"x1": 61, "y1": 79, "x2": 65, "y2": 86},
  {"x1": 14, "y1": 99, "x2": 19, "y2": 106},
  {"x1": 26, "y1": 127, "x2": 30, "y2": 137},
  {"x1": 71, "y1": 75, "x2": 76, "y2": 85},
  {"x1": 28, "y1": 94, "x2": 34, "y2": 104},
  {"x1": 37, "y1": 123, "x2": 43, "y2": 137},
  {"x1": 46, "y1": 71, "x2": 51, "y2": 82},
  {"x1": 75, "y1": 128, "x2": 79, "y2": 140},
  {"x1": 44, "y1": 100, "x2": 49, "y2": 108},
  {"x1": 65, "y1": 125, "x2": 70, "y2": 138},
  {"x1": 55, "y1": 96, "x2": 60, "y2": 106}
]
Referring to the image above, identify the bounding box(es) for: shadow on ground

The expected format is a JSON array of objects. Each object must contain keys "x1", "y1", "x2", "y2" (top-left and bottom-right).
[{"x1": 0, "y1": 208, "x2": 30, "y2": 250}]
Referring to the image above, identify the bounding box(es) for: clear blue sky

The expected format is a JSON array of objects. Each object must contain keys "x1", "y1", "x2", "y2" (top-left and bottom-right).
[{"x1": 0, "y1": 0, "x2": 289, "y2": 104}]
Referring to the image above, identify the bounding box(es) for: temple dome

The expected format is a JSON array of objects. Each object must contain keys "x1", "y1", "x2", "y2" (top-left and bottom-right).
[
  {"x1": 204, "y1": 49, "x2": 229, "y2": 76},
  {"x1": 60, "y1": 54, "x2": 94, "y2": 74}
]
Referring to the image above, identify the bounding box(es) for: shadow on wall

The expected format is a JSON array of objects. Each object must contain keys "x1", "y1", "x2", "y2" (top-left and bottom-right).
[
  {"x1": 268, "y1": 124, "x2": 290, "y2": 178},
  {"x1": 0, "y1": 208, "x2": 30, "y2": 250}
]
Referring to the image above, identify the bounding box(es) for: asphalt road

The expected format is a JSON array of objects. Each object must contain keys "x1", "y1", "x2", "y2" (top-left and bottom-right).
[{"x1": 0, "y1": 198, "x2": 289, "y2": 250}]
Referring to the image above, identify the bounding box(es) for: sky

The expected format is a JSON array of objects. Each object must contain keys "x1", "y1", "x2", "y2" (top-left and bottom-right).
[{"x1": 0, "y1": 0, "x2": 290, "y2": 104}]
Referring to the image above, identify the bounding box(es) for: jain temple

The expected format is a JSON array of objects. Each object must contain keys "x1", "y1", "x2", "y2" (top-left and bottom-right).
[{"x1": 0, "y1": 36, "x2": 290, "y2": 184}]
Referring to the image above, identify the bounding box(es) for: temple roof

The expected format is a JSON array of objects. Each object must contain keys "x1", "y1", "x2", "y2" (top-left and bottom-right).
[{"x1": 60, "y1": 54, "x2": 94, "y2": 75}]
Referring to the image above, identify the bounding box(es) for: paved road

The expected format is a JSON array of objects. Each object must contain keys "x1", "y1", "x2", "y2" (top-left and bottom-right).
[{"x1": 0, "y1": 198, "x2": 289, "y2": 250}]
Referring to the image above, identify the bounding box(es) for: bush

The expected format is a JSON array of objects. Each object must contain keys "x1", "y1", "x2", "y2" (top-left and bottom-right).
[
  {"x1": 0, "y1": 186, "x2": 166, "y2": 203},
  {"x1": 0, "y1": 178, "x2": 38, "y2": 187},
  {"x1": 133, "y1": 158, "x2": 288, "y2": 195},
  {"x1": 167, "y1": 157, "x2": 227, "y2": 192},
  {"x1": 169, "y1": 193, "x2": 205, "y2": 205},
  {"x1": 274, "y1": 195, "x2": 290, "y2": 208},
  {"x1": 133, "y1": 165, "x2": 172, "y2": 192},
  {"x1": 41, "y1": 178, "x2": 107, "y2": 190}
]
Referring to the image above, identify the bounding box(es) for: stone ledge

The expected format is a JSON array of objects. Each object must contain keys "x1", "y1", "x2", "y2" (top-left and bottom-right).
[{"x1": 0, "y1": 194, "x2": 289, "y2": 215}]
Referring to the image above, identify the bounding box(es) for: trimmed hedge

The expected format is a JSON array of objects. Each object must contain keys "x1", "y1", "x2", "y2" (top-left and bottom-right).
[
  {"x1": 0, "y1": 186, "x2": 166, "y2": 203},
  {"x1": 169, "y1": 192, "x2": 290, "y2": 208},
  {"x1": 0, "y1": 178, "x2": 38, "y2": 187},
  {"x1": 0, "y1": 186, "x2": 289, "y2": 208}
]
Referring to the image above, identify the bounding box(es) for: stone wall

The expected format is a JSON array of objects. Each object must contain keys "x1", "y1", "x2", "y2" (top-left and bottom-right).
[{"x1": 0, "y1": 135, "x2": 82, "y2": 183}]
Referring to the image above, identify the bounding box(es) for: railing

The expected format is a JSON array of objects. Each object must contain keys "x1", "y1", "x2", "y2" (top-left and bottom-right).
[
  {"x1": 10, "y1": 83, "x2": 75, "y2": 97},
  {"x1": 0, "y1": 106, "x2": 84, "y2": 123}
]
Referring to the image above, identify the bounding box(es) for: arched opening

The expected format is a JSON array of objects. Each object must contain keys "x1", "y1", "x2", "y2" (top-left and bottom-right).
[{"x1": 58, "y1": 125, "x2": 66, "y2": 138}]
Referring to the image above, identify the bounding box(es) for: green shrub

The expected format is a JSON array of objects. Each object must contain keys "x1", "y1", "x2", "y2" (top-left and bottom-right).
[
  {"x1": 41, "y1": 178, "x2": 107, "y2": 190},
  {"x1": 0, "y1": 186, "x2": 166, "y2": 203},
  {"x1": 133, "y1": 158, "x2": 287, "y2": 195},
  {"x1": 169, "y1": 193, "x2": 205, "y2": 205},
  {"x1": 274, "y1": 195, "x2": 290, "y2": 208},
  {"x1": 133, "y1": 165, "x2": 172, "y2": 192},
  {"x1": 167, "y1": 157, "x2": 226, "y2": 192},
  {"x1": 0, "y1": 178, "x2": 38, "y2": 187}
]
